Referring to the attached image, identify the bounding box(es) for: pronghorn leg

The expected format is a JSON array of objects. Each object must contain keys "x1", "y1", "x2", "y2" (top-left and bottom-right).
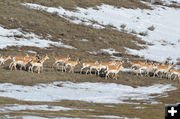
[
  {"x1": 140, "y1": 69, "x2": 143, "y2": 77},
  {"x1": 97, "y1": 70, "x2": 100, "y2": 76},
  {"x1": 178, "y1": 75, "x2": 180, "y2": 81},
  {"x1": 80, "y1": 67, "x2": 84, "y2": 74},
  {"x1": 173, "y1": 75, "x2": 177, "y2": 80},
  {"x1": 89, "y1": 68, "x2": 93, "y2": 75},
  {"x1": 9, "y1": 62, "x2": 14, "y2": 69},
  {"x1": 115, "y1": 74, "x2": 118, "y2": 80},
  {"x1": 69, "y1": 67, "x2": 72, "y2": 73},
  {"x1": 72, "y1": 67, "x2": 75, "y2": 73},
  {"x1": 94, "y1": 69, "x2": 97, "y2": 75},
  {"x1": 153, "y1": 71, "x2": 157, "y2": 77},
  {"x1": 105, "y1": 73, "x2": 109, "y2": 79},
  {"x1": 20, "y1": 65, "x2": 23, "y2": 70},
  {"x1": 168, "y1": 73, "x2": 172, "y2": 80},
  {"x1": 31, "y1": 66, "x2": 34, "y2": 73},
  {"x1": 28, "y1": 66, "x2": 31, "y2": 72},
  {"x1": 86, "y1": 69, "x2": 89, "y2": 75},
  {"x1": 154, "y1": 70, "x2": 159, "y2": 77},
  {"x1": 37, "y1": 67, "x2": 40, "y2": 74},
  {"x1": 61, "y1": 64, "x2": 64, "y2": 72},
  {"x1": 10, "y1": 63, "x2": 14, "y2": 71}
]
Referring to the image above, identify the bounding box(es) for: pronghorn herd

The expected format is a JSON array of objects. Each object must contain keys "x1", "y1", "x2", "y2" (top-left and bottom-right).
[{"x1": 0, "y1": 53, "x2": 180, "y2": 81}]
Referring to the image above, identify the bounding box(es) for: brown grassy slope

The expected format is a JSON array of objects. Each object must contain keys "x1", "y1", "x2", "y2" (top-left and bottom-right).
[
  {"x1": 0, "y1": 0, "x2": 146, "y2": 62},
  {"x1": 11, "y1": 0, "x2": 151, "y2": 10}
]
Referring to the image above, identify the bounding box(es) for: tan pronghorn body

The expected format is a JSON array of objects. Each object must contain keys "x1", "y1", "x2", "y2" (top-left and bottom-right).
[
  {"x1": 131, "y1": 61, "x2": 146, "y2": 69},
  {"x1": 153, "y1": 64, "x2": 174, "y2": 78},
  {"x1": 105, "y1": 64, "x2": 123, "y2": 80},
  {"x1": 65, "y1": 59, "x2": 80, "y2": 73},
  {"x1": 0, "y1": 56, "x2": 11, "y2": 66},
  {"x1": 10, "y1": 58, "x2": 31, "y2": 71},
  {"x1": 168, "y1": 70, "x2": 180, "y2": 81},
  {"x1": 9, "y1": 54, "x2": 37, "y2": 70},
  {"x1": 135, "y1": 63, "x2": 156, "y2": 76},
  {"x1": 53, "y1": 56, "x2": 70, "y2": 72},
  {"x1": 29, "y1": 55, "x2": 49, "y2": 73},
  {"x1": 80, "y1": 61, "x2": 99, "y2": 74}
]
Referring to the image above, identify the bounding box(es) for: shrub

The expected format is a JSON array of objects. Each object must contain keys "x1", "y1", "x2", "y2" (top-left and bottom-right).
[
  {"x1": 139, "y1": 31, "x2": 148, "y2": 36},
  {"x1": 148, "y1": 25, "x2": 155, "y2": 31}
]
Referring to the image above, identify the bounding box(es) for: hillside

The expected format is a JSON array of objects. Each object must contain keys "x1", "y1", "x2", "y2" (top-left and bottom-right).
[{"x1": 0, "y1": 0, "x2": 180, "y2": 119}]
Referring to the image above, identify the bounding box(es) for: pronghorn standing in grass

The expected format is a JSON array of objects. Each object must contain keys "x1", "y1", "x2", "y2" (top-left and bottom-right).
[
  {"x1": 168, "y1": 69, "x2": 180, "y2": 81},
  {"x1": 64, "y1": 59, "x2": 80, "y2": 73},
  {"x1": 80, "y1": 61, "x2": 99, "y2": 74},
  {"x1": 9, "y1": 54, "x2": 37, "y2": 70},
  {"x1": 105, "y1": 64, "x2": 124, "y2": 80},
  {"x1": 130, "y1": 61, "x2": 146, "y2": 69},
  {"x1": 153, "y1": 63, "x2": 175, "y2": 78},
  {"x1": 135, "y1": 62, "x2": 156, "y2": 76},
  {"x1": 0, "y1": 56, "x2": 11, "y2": 66},
  {"x1": 53, "y1": 56, "x2": 70, "y2": 72},
  {"x1": 10, "y1": 57, "x2": 31, "y2": 71},
  {"x1": 28, "y1": 55, "x2": 49, "y2": 73}
]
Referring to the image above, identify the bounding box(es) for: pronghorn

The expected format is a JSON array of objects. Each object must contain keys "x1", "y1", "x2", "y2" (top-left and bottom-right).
[
  {"x1": 28, "y1": 55, "x2": 49, "y2": 73},
  {"x1": 9, "y1": 54, "x2": 37, "y2": 70},
  {"x1": 10, "y1": 58, "x2": 31, "y2": 71},
  {"x1": 168, "y1": 69, "x2": 180, "y2": 81},
  {"x1": 105, "y1": 64, "x2": 123, "y2": 80},
  {"x1": 0, "y1": 56, "x2": 11, "y2": 66},
  {"x1": 80, "y1": 61, "x2": 99, "y2": 74},
  {"x1": 153, "y1": 64, "x2": 175, "y2": 78},
  {"x1": 53, "y1": 56, "x2": 70, "y2": 72},
  {"x1": 10, "y1": 54, "x2": 29, "y2": 68},
  {"x1": 130, "y1": 61, "x2": 146, "y2": 69},
  {"x1": 64, "y1": 59, "x2": 80, "y2": 73},
  {"x1": 135, "y1": 62, "x2": 156, "y2": 77},
  {"x1": 24, "y1": 53, "x2": 37, "y2": 61},
  {"x1": 99, "y1": 60, "x2": 124, "y2": 75}
]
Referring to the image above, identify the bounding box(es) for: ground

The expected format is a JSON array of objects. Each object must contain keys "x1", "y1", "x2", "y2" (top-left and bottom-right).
[{"x1": 0, "y1": 0, "x2": 180, "y2": 119}]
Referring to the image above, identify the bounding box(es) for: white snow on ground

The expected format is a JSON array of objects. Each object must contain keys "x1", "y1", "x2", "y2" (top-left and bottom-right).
[
  {"x1": 162, "y1": 0, "x2": 180, "y2": 5},
  {"x1": 0, "y1": 26, "x2": 76, "y2": 49},
  {"x1": 96, "y1": 115, "x2": 139, "y2": 119},
  {"x1": 100, "y1": 48, "x2": 120, "y2": 55},
  {"x1": 0, "y1": 104, "x2": 72, "y2": 112},
  {"x1": 0, "y1": 82, "x2": 176, "y2": 104},
  {"x1": 24, "y1": 3, "x2": 180, "y2": 62}
]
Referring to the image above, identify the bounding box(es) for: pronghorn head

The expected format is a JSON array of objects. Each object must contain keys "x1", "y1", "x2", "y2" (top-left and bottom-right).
[
  {"x1": 67, "y1": 55, "x2": 70, "y2": 60},
  {"x1": 25, "y1": 53, "x2": 29, "y2": 57},
  {"x1": 45, "y1": 54, "x2": 49, "y2": 60},
  {"x1": 7, "y1": 56, "x2": 11, "y2": 60},
  {"x1": 43, "y1": 54, "x2": 49, "y2": 61},
  {"x1": 77, "y1": 58, "x2": 81, "y2": 64},
  {"x1": 95, "y1": 61, "x2": 99, "y2": 64}
]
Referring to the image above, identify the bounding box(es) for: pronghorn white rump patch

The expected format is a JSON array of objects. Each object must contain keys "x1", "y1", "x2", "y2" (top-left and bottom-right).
[{"x1": 0, "y1": 82, "x2": 176, "y2": 104}]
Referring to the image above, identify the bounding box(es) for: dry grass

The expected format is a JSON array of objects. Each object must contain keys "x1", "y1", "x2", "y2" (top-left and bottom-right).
[
  {"x1": 12, "y1": 0, "x2": 151, "y2": 10},
  {"x1": 0, "y1": 0, "x2": 180, "y2": 119},
  {"x1": 0, "y1": 0, "x2": 147, "y2": 62}
]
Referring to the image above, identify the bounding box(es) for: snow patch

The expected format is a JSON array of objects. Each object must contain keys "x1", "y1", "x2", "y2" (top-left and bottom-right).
[
  {"x1": 0, "y1": 26, "x2": 76, "y2": 49},
  {"x1": 0, "y1": 82, "x2": 176, "y2": 104},
  {"x1": 23, "y1": 3, "x2": 180, "y2": 62},
  {"x1": 0, "y1": 104, "x2": 72, "y2": 112}
]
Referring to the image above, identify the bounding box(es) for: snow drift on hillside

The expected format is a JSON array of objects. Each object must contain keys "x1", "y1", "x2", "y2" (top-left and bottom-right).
[
  {"x1": 0, "y1": 26, "x2": 75, "y2": 49},
  {"x1": 0, "y1": 82, "x2": 176, "y2": 104},
  {"x1": 24, "y1": 3, "x2": 180, "y2": 62}
]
